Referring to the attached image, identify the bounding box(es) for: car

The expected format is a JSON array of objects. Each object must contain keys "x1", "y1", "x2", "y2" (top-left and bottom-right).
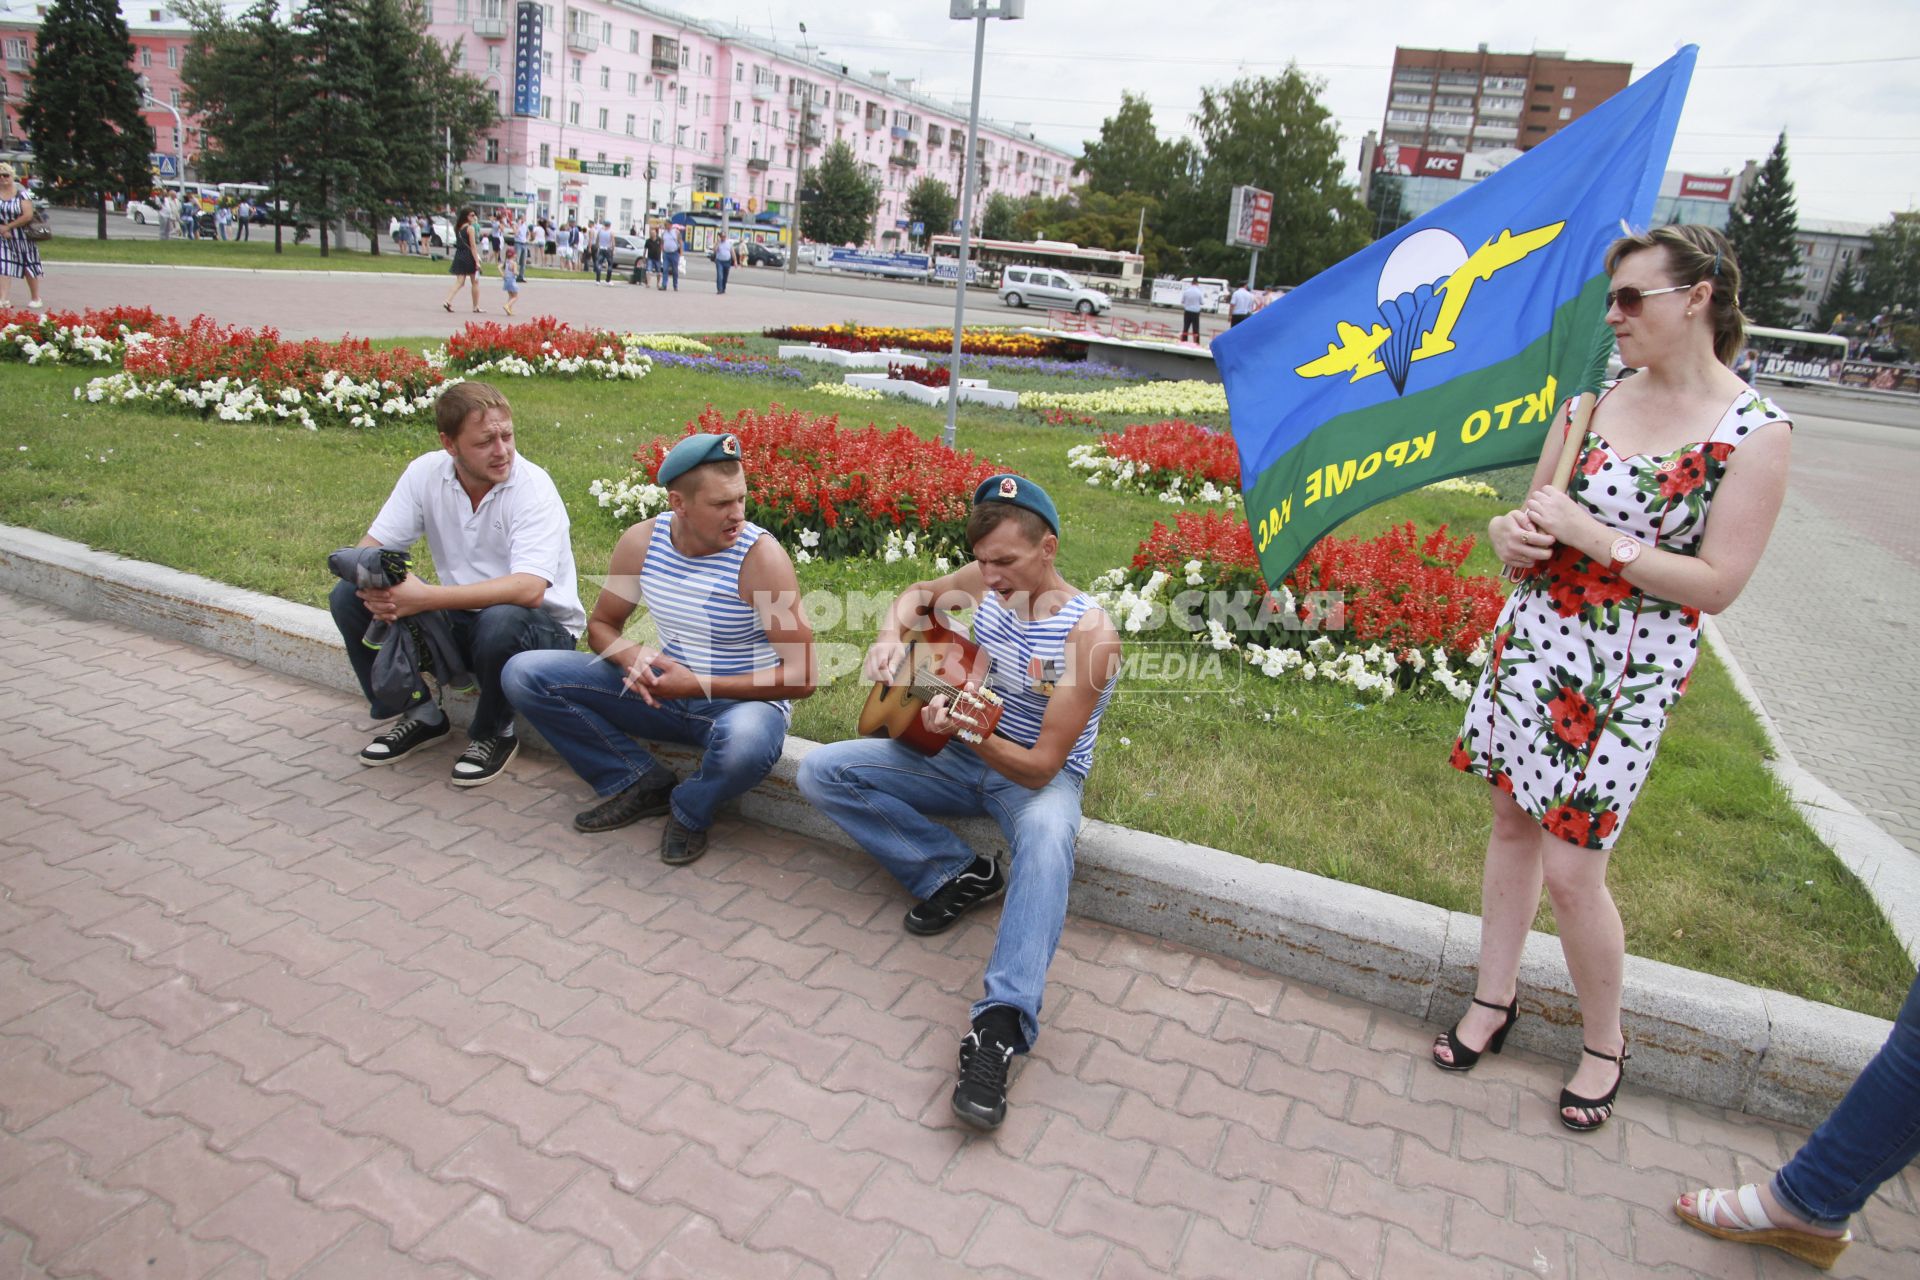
[
  {"x1": 744, "y1": 240, "x2": 785, "y2": 267},
  {"x1": 997, "y1": 264, "x2": 1112, "y2": 315},
  {"x1": 125, "y1": 198, "x2": 163, "y2": 225},
  {"x1": 608, "y1": 233, "x2": 647, "y2": 270},
  {"x1": 389, "y1": 215, "x2": 455, "y2": 249}
]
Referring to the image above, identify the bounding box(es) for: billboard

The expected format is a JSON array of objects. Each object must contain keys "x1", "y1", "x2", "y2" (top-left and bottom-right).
[
  {"x1": 1228, "y1": 185, "x2": 1273, "y2": 249},
  {"x1": 1372, "y1": 144, "x2": 1466, "y2": 178},
  {"x1": 1677, "y1": 173, "x2": 1735, "y2": 200},
  {"x1": 512, "y1": 2, "x2": 543, "y2": 118}
]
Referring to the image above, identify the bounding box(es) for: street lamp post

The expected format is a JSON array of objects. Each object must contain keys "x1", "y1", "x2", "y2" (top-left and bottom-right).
[
  {"x1": 135, "y1": 77, "x2": 189, "y2": 217},
  {"x1": 942, "y1": 0, "x2": 1025, "y2": 449}
]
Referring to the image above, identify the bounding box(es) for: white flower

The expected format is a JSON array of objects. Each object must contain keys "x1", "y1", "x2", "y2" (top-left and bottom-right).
[{"x1": 798, "y1": 528, "x2": 821, "y2": 548}]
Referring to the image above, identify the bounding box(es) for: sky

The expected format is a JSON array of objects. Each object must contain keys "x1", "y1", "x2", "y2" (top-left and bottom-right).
[{"x1": 723, "y1": 0, "x2": 1920, "y2": 228}]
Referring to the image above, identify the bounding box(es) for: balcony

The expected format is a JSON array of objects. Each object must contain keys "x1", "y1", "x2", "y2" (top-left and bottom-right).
[
  {"x1": 836, "y1": 107, "x2": 857, "y2": 123},
  {"x1": 863, "y1": 112, "x2": 884, "y2": 131},
  {"x1": 1473, "y1": 121, "x2": 1518, "y2": 142},
  {"x1": 651, "y1": 39, "x2": 679, "y2": 73},
  {"x1": 565, "y1": 31, "x2": 598, "y2": 54},
  {"x1": 746, "y1": 156, "x2": 769, "y2": 171},
  {"x1": 752, "y1": 82, "x2": 776, "y2": 102},
  {"x1": 472, "y1": 17, "x2": 507, "y2": 39},
  {"x1": 890, "y1": 146, "x2": 920, "y2": 167},
  {"x1": 4, "y1": 54, "x2": 29, "y2": 72}
]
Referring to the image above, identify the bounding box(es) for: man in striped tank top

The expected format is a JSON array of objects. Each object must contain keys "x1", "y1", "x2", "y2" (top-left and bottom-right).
[
  {"x1": 503, "y1": 433, "x2": 815, "y2": 865},
  {"x1": 799, "y1": 476, "x2": 1122, "y2": 1131}
]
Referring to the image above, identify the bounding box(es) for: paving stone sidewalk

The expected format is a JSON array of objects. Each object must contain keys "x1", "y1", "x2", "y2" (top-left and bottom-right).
[{"x1": 2, "y1": 590, "x2": 1916, "y2": 1280}]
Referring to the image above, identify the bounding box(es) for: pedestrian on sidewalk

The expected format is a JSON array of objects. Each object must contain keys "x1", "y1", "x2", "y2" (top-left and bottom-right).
[
  {"x1": 593, "y1": 220, "x2": 615, "y2": 284},
  {"x1": 0, "y1": 163, "x2": 47, "y2": 312},
  {"x1": 158, "y1": 190, "x2": 176, "y2": 242},
  {"x1": 660, "y1": 224, "x2": 682, "y2": 291},
  {"x1": 501, "y1": 245, "x2": 522, "y2": 316},
  {"x1": 798, "y1": 476, "x2": 1123, "y2": 1132},
  {"x1": 645, "y1": 227, "x2": 663, "y2": 288},
  {"x1": 1674, "y1": 963, "x2": 1920, "y2": 1272},
  {"x1": 235, "y1": 198, "x2": 253, "y2": 242},
  {"x1": 1179, "y1": 278, "x2": 1204, "y2": 344},
  {"x1": 1438, "y1": 225, "x2": 1794, "y2": 1135},
  {"x1": 503, "y1": 432, "x2": 815, "y2": 867},
  {"x1": 328, "y1": 381, "x2": 582, "y2": 788},
  {"x1": 441, "y1": 207, "x2": 485, "y2": 314},
  {"x1": 712, "y1": 231, "x2": 734, "y2": 294},
  {"x1": 1229, "y1": 282, "x2": 1256, "y2": 327}
]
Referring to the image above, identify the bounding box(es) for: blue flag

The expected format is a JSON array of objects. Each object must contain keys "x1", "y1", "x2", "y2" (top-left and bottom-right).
[{"x1": 1212, "y1": 46, "x2": 1697, "y2": 585}]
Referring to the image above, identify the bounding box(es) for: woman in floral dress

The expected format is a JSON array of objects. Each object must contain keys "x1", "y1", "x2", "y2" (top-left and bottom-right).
[
  {"x1": 0, "y1": 162, "x2": 46, "y2": 311},
  {"x1": 1436, "y1": 225, "x2": 1793, "y2": 1132}
]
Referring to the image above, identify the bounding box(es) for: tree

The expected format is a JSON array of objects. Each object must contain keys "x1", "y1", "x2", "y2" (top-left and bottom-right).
[
  {"x1": 1160, "y1": 68, "x2": 1369, "y2": 288},
  {"x1": 799, "y1": 140, "x2": 879, "y2": 246},
  {"x1": 1724, "y1": 133, "x2": 1802, "y2": 327},
  {"x1": 1821, "y1": 259, "x2": 1866, "y2": 327},
  {"x1": 1009, "y1": 188, "x2": 1177, "y2": 278},
  {"x1": 285, "y1": 0, "x2": 382, "y2": 257},
  {"x1": 979, "y1": 192, "x2": 1020, "y2": 241},
  {"x1": 180, "y1": 0, "x2": 302, "y2": 251},
  {"x1": 17, "y1": 0, "x2": 155, "y2": 238},
  {"x1": 1076, "y1": 91, "x2": 1178, "y2": 198},
  {"x1": 904, "y1": 177, "x2": 956, "y2": 248},
  {"x1": 1861, "y1": 210, "x2": 1920, "y2": 318}
]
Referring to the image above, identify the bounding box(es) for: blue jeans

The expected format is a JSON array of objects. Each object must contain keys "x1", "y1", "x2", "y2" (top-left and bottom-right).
[
  {"x1": 663, "y1": 251, "x2": 680, "y2": 289},
  {"x1": 593, "y1": 248, "x2": 613, "y2": 282},
  {"x1": 500, "y1": 649, "x2": 789, "y2": 832},
  {"x1": 714, "y1": 259, "x2": 731, "y2": 293},
  {"x1": 328, "y1": 580, "x2": 575, "y2": 739},
  {"x1": 1773, "y1": 966, "x2": 1920, "y2": 1226},
  {"x1": 796, "y1": 738, "x2": 1085, "y2": 1051}
]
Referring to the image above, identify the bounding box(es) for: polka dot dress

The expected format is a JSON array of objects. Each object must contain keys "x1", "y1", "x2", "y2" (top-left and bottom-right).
[{"x1": 1449, "y1": 384, "x2": 1790, "y2": 850}]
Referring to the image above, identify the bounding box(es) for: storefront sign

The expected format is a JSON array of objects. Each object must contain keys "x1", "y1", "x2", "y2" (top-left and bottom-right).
[
  {"x1": 512, "y1": 3, "x2": 543, "y2": 118},
  {"x1": 1678, "y1": 173, "x2": 1734, "y2": 200}
]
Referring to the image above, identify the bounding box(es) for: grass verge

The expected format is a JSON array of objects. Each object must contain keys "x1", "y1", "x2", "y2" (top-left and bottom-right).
[{"x1": 1, "y1": 348, "x2": 1907, "y2": 1018}]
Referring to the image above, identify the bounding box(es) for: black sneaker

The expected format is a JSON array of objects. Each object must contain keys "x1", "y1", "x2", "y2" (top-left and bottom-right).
[
  {"x1": 450, "y1": 734, "x2": 518, "y2": 788},
  {"x1": 659, "y1": 816, "x2": 709, "y2": 866},
  {"x1": 904, "y1": 856, "x2": 1006, "y2": 936},
  {"x1": 359, "y1": 715, "x2": 450, "y2": 766},
  {"x1": 574, "y1": 774, "x2": 677, "y2": 833},
  {"x1": 952, "y1": 1029, "x2": 1017, "y2": 1130}
]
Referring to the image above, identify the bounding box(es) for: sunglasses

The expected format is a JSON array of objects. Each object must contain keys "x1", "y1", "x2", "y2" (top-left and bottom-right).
[{"x1": 1605, "y1": 284, "x2": 1690, "y2": 316}]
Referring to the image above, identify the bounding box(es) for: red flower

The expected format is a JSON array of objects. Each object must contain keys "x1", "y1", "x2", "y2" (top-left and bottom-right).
[
  {"x1": 1594, "y1": 809, "x2": 1620, "y2": 840},
  {"x1": 1546, "y1": 686, "x2": 1598, "y2": 749},
  {"x1": 1704, "y1": 441, "x2": 1735, "y2": 463},
  {"x1": 1100, "y1": 420, "x2": 1241, "y2": 489},
  {"x1": 1542, "y1": 804, "x2": 1593, "y2": 845},
  {"x1": 1580, "y1": 448, "x2": 1608, "y2": 476},
  {"x1": 1450, "y1": 738, "x2": 1473, "y2": 771},
  {"x1": 1657, "y1": 451, "x2": 1709, "y2": 500},
  {"x1": 1492, "y1": 770, "x2": 1514, "y2": 796},
  {"x1": 1542, "y1": 544, "x2": 1634, "y2": 619}
]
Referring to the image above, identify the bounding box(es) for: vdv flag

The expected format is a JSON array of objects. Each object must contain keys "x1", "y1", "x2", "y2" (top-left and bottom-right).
[{"x1": 1213, "y1": 46, "x2": 1696, "y2": 587}]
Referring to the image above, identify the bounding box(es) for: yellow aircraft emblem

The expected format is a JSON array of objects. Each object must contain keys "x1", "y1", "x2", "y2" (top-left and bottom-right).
[{"x1": 1295, "y1": 221, "x2": 1564, "y2": 393}]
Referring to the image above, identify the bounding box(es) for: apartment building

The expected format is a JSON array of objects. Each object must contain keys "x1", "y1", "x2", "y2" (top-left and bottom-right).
[{"x1": 1381, "y1": 45, "x2": 1632, "y2": 166}]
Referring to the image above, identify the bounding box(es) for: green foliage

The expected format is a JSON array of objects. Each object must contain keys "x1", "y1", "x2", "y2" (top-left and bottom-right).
[
  {"x1": 1725, "y1": 133, "x2": 1802, "y2": 327},
  {"x1": 1821, "y1": 259, "x2": 1866, "y2": 327},
  {"x1": 800, "y1": 140, "x2": 879, "y2": 247},
  {"x1": 1008, "y1": 188, "x2": 1176, "y2": 278},
  {"x1": 904, "y1": 177, "x2": 956, "y2": 248},
  {"x1": 1861, "y1": 209, "x2": 1920, "y2": 319},
  {"x1": 179, "y1": 0, "x2": 302, "y2": 249},
  {"x1": 282, "y1": 0, "x2": 381, "y2": 256},
  {"x1": 1075, "y1": 90, "x2": 1180, "y2": 198},
  {"x1": 978, "y1": 191, "x2": 1020, "y2": 241},
  {"x1": 17, "y1": 0, "x2": 155, "y2": 237}
]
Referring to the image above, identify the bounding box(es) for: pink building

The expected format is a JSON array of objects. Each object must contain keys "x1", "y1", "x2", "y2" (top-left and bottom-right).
[
  {"x1": 428, "y1": 1, "x2": 1079, "y2": 240},
  {"x1": 2, "y1": 4, "x2": 195, "y2": 180}
]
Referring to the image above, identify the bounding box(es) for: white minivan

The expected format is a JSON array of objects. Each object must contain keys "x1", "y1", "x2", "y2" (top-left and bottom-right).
[{"x1": 998, "y1": 265, "x2": 1112, "y2": 315}]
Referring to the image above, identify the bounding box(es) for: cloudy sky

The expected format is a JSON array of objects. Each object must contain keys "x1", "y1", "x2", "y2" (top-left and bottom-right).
[{"x1": 726, "y1": 0, "x2": 1919, "y2": 228}]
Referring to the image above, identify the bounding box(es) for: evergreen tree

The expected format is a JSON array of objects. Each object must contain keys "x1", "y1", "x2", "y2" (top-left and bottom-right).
[
  {"x1": 1821, "y1": 259, "x2": 1866, "y2": 328},
  {"x1": 904, "y1": 177, "x2": 956, "y2": 249},
  {"x1": 180, "y1": 0, "x2": 302, "y2": 251},
  {"x1": 799, "y1": 140, "x2": 878, "y2": 247},
  {"x1": 18, "y1": 0, "x2": 155, "y2": 238},
  {"x1": 285, "y1": 0, "x2": 382, "y2": 257},
  {"x1": 1725, "y1": 133, "x2": 1802, "y2": 327},
  {"x1": 979, "y1": 192, "x2": 1019, "y2": 241},
  {"x1": 1861, "y1": 210, "x2": 1920, "y2": 318}
]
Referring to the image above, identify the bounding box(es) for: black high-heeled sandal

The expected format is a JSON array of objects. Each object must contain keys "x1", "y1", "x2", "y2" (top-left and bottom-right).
[
  {"x1": 1560, "y1": 1041, "x2": 1631, "y2": 1131},
  {"x1": 1432, "y1": 994, "x2": 1518, "y2": 1072}
]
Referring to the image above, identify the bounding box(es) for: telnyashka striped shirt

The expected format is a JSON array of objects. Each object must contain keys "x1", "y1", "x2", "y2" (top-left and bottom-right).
[
  {"x1": 640, "y1": 513, "x2": 786, "y2": 710},
  {"x1": 973, "y1": 591, "x2": 1115, "y2": 779}
]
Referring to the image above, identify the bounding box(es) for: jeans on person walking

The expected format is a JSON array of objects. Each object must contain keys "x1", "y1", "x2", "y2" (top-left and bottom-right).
[
  {"x1": 662, "y1": 250, "x2": 680, "y2": 290},
  {"x1": 328, "y1": 580, "x2": 575, "y2": 740},
  {"x1": 594, "y1": 248, "x2": 613, "y2": 282},
  {"x1": 796, "y1": 738, "x2": 1084, "y2": 1051},
  {"x1": 714, "y1": 260, "x2": 730, "y2": 294},
  {"x1": 1772, "y1": 966, "x2": 1920, "y2": 1227},
  {"x1": 500, "y1": 649, "x2": 788, "y2": 832}
]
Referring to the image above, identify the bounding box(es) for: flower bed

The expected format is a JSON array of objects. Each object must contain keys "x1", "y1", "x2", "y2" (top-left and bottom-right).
[
  {"x1": 936, "y1": 354, "x2": 1149, "y2": 381},
  {"x1": 588, "y1": 404, "x2": 1002, "y2": 562},
  {"x1": 643, "y1": 349, "x2": 809, "y2": 382},
  {"x1": 1069, "y1": 419, "x2": 1242, "y2": 507},
  {"x1": 3, "y1": 305, "x2": 185, "y2": 366},
  {"x1": 888, "y1": 361, "x2": 951, "y2": 388},
  {"x1": 79, "y1": 317, "x2": 443, "y2": 430},
  {"x1": 1090, "y1": 513, "x2": 1500, "y2": 699},
  {"x1": 1020, "y1": 379, "x2": 1229, "y2": 419},
  {"x1": 435, "y1": 317, "x2": 651, "y2": 381},
  {"x1": 764, "y1": 323, "x2": 1081, "y2": 360},
  {"x1": 625, "y1": 333, "x2": 713, "y2": 356},
  {"x1": 809, "y1": 381, "x2": 884, "y2": 402}
]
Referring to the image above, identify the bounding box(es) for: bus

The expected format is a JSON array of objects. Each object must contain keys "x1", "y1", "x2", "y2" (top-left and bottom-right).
[
  {"x1": 1745, "y1": 325, "x2": 1850, "y2": 386},
  {"x1": 927, "y1": 236, "x2": 1146, "y2": 298}
]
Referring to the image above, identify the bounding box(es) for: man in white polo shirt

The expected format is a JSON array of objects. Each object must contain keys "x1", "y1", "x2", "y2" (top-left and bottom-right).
[{"x1": 328, "y1": 380, "x2": 585, "y2": 786}]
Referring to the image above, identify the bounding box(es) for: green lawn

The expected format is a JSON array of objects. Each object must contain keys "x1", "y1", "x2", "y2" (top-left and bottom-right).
[{"x1": 1, "y1": 347, "x2": 1908, "y2": 1019}]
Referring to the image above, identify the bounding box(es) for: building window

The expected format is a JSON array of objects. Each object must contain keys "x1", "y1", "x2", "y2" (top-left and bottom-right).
[
  {"x1": 699, "y1": 131, "x2": 707, "y2": 149},
  {"x1": 1558, "y1": 107, "x2": 1572, "y2": 121},
  {"x1": 597, "y1": 108, "x2": 608, "y2": 129},
  {"x1": 541, "y1": 95, "x2": 552, "y2": 118},
  {"x1": 600, "y1": 21, "x2": 610, "y2": 42},
  {"x1": 140, "y1": 47, "x2": 151, "y2": 67},
  {"x1": 734, "y1": 102, "x2": 741, "y2": 122},
  {"x1": 169, "y1": 88, "x2": 180, "y2": 108},
  {"x1": 568, "y1": 147, "x2": 577, "y2": 160},
  {"x1": 539, "y1": 143, "x2": 550, "y2": 166},
  {"x1": 627, "y1": 72, "x2": 637, "y2": 94},
  {"x1": 702, "y1": 55, "x2": 712, "y2": 75},
  {"x1": 569, "y1": 101, "x2": 580, "y2": 124},
  {"x1": 625, "y1": 114, "x2": 635, "y2": 136},
  {"x1": 486, "y1": 46, "x2": 498, "y2": 71},
  {"x1": 678, "y1": 86, "x2": 688, "y2": 107},
  {"x1": 571, "y1": 58, "x2": 581, "y2": 83},
  {"x1": 654, "y1": 80, "x2": 664, "y2": 102},
  {"x1": 485, "y1": 138, "x2": 499, "y2": 163},
  {"x1": 1563, "y1": 85, "x2": 1577, "y2": 99},
  {"x1": 542, "y1": 52, "x2": 552, "y2": 76},
  {"x1": 167, "y1": 45, "x2": 177, "y2": 69},
  {"x1": 599, "y1": 67, "x2": 609, "y2": 90},
  {"x1": 652, "y1": 120, "x2": 663, "y2": 141}
]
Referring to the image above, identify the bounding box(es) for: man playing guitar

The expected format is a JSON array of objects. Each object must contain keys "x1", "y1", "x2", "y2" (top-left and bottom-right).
[{"x1": 798, "y1": 475, "x2": 1122, "y2": 1131}]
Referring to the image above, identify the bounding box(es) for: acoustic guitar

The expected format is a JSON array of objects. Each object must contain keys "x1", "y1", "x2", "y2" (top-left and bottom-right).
[{"x1": 857, "y1": 613, "x2": 1006, "y2": 755}]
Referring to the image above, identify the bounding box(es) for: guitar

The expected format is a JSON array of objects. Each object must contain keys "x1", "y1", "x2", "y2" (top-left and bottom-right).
[{"x1": 857, "y1": 613, "x2": 1006, "y2": 755}]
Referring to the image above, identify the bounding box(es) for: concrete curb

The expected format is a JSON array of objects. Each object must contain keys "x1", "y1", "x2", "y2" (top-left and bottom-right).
[{"x1": 0, "y1": 523, "x2": 1892, "y2": 1128}]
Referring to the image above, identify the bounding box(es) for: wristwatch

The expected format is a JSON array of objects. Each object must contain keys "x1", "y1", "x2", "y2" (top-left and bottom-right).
[{"x1": 1607, "y1": 535, "x2": 1643, "y2": 575}]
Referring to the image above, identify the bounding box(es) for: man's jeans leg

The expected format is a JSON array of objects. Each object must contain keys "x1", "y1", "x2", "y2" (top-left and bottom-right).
[
  {"x1": 501, "y1": 651, "x2": 789, "y2": 828},
  {"x1": 973, "y1": 767, "x2": 1084, "y2": 1051},
  {"x1": 665, "y1": 251, "x2": 680, "y2": 289},
  {"x1": 797, "y1": 738, "x2": 987, "y2": 896},
  {"x1": 715, "y1": 261, "x2": 730, "y2": 293},
  {"x1": 1773, "y1": 966, "x2": 1920, "y2": 1226},
  {"x1": 453, "y1": 605, "x2": 576, "y2": 740},
  {"x1": 328, "y1": 579, "x2": 419, "y2": 720}
]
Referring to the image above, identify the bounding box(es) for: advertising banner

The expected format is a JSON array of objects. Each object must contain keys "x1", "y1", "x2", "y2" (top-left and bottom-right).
[
  {"x1": 1678, "y1": 173, "x2": 1734, "y2": 200},
  {"x1": 1228, "y1": 185, "x2": 1273, "y2": 249},
  {"x1": 512, "y1": 3, "x2": 543, "y2": 118},
  {"x1": 825, "y1": 248, "x2": 931, "y2": 278}
]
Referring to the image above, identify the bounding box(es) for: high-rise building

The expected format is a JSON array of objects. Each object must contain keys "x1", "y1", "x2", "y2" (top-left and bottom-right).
[{"x1": 1379, "y1": 46, "x2": 1632, "y2": 177}]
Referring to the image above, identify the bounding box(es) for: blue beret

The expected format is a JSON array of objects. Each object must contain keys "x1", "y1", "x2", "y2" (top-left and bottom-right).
[
  {"x1": 973, "y1": 473, "x2": 1058, "y2": 535},
  {"x1": 656, "y1": 432, "x2": 742, "y2": 486}
]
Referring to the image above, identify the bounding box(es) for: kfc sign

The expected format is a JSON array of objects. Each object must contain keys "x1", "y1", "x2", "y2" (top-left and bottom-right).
[
  {"x1": 1678, "y1": 174, "x2": 1735, "y2": 200},
  {"x1": 1372, "y1": 145, "x2": 1464, "y2": 177},
  {"x1": 1419, "y1": 151, "x2": 1463, "y2": 175}
]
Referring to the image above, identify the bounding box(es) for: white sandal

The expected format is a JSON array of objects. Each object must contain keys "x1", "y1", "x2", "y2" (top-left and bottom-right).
[{"x1": 1675, "y1": 1184, "x2": 1851, "y2": 1270}]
